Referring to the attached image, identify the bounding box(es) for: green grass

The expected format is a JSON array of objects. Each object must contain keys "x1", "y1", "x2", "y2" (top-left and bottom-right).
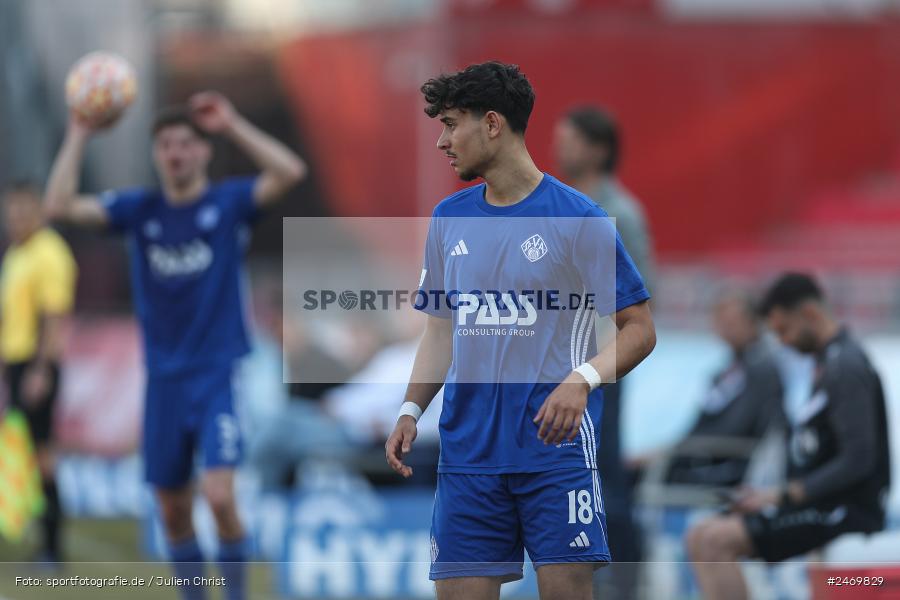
[{"x1": 0, "y1": 518, "x2": 276, "y2": 599}]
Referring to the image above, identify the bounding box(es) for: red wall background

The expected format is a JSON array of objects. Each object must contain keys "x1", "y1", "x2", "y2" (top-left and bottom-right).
[{"x1": 279, "y1": 15, "x2": 900, "y2": 258}]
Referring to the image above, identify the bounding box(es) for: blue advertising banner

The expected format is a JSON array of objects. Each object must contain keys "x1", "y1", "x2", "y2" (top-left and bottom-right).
[{"x1": 276, "y1": 487, "x2": 540, "y2": 599}]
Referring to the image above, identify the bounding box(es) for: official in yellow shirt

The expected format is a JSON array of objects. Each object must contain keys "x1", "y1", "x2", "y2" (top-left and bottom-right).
[{"x1": 1, "y1": 181, "x2": 76, "y2": 563}]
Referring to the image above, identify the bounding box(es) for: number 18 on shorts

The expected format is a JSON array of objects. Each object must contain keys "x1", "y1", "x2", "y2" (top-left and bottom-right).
[{"x1": 429, "y1": 468, "x2": 611, "y2": 581}]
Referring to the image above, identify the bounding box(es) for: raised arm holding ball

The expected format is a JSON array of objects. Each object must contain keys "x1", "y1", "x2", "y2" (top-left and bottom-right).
[{"x1": 45, "y1": 52, "x2": 306, "y2": 600}]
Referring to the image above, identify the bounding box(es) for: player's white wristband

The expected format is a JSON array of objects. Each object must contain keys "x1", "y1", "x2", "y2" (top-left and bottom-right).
[
  {"x1": 573, "y1": 363, "x2": 603, "y2": 391},
  {"x1": 398, "y1": 401, "x2": 423, "y2": 422}
]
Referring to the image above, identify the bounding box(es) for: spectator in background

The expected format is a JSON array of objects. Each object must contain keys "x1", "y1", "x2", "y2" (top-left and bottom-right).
[
  {"x1": 554, "y1": 107, "x2": 655, "y2": 294},
  {"x1": 325, "y1": 309, "x2": 443, "y2": 484},
  {"x1": 242, "y1": 286, "x2": 357, "y2": 492},
  {"x1": 687, "y1": 273, "x2": 891, "y2": 600},
  {"x1": 665, "y1": 289, "x2": 785, "y2": 487},
  {"x1": 554, "y1": 106, "x2": 657, "y2": 598},
  {"x1": 1, "y1": 181, "x2": 77, "y2": 564}
]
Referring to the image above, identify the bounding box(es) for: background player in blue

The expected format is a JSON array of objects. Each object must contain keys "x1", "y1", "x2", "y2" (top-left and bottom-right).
[
  {"x1": 385, "y1": 62, "x2": 656, "y2": 600},
  {"x1": 44, "y1": 92, "x2": 306, "y2": 600}
]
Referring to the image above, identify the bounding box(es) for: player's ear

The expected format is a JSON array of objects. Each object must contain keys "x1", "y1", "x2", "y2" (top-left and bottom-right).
[{"x1": 484, "y1": 110, "x2": 503, "y2": 139}]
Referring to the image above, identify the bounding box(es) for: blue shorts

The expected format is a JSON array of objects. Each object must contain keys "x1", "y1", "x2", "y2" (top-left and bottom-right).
[
  {"x1": 142, "y1": 364, "x2": 242, "y2": 489},
  {"x1": 430, "y1": 468, "x2": 610, "y2": 581}
]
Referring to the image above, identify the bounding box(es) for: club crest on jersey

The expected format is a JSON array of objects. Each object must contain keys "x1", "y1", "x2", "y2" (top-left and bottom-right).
[
  {"x1": 196, "y1": 205, "x2": 220, "y2": 231},
  {"x1": 142, "y1": 219, "x2": 162, "y2": 239},
  {"x1": 521, "y1": 234, "x2": 548, "y2": 263}
]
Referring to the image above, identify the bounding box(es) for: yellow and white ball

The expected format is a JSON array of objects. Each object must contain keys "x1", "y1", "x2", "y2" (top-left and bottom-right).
[{"x1": 65, "y1": 51, "x2": 137, "y2": 128}]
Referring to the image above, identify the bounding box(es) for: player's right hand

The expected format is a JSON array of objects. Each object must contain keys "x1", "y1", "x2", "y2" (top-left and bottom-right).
[
  {"x1": 189, "y1": 91, "x2": 238, "y2": 133},
  {"x1": 385, "y1": 416, "x2": 417, "y2": 478},
  {"x1": 730, "y1": 486, "x2": 779, "y2": 513},
  {"x1": 22, "y1": 365, "x2": 51, "y2": 409}
]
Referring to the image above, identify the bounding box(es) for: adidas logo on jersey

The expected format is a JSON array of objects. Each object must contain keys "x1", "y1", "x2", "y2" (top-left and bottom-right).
[
  {"x1": 449, "y1": 240, "x2": 469, "y2": 256},
  {"x1": 569, "y1": 531, "x2": 590, "y2": 548}
]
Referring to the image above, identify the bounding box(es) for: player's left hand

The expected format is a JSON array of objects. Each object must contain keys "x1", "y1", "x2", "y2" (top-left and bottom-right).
[
  {"x1": 189, "y1": 91, "x2": 238, "y2": 133},
  {"x1": 22, "y1": 364, "x2": 51, "y2": 408},
  {"x1": 534, "y1": 374, "x2": 589, "y2": 445}
]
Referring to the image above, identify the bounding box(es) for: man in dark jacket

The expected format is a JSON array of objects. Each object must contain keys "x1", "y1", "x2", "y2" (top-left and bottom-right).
[
  {"x1": 667, "y1": 290, "x2": 784, "y2": 487},
  {"x1": 687, "y1": 273, "x2": 890, "y2": 600}
]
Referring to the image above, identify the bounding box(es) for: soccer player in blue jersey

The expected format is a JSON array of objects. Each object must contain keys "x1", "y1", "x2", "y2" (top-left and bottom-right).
[
  {"x1": 44, "y1": 91, "x2": 306, "y2": 600},
  {"x1": 385, "y1": 62, "x2": 656, "y2": 600}
]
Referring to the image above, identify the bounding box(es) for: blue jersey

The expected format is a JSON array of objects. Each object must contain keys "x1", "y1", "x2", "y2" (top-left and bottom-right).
[
  {"x1": 416, "y1": 173, "x2": 649, "y2": 474},
  {"x1": 101, "y1": 177, "x2": 258, "y2": 375}
]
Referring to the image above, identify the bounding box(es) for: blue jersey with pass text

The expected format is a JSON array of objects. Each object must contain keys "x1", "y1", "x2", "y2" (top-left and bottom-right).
[
  {"x1": 101, "y1": 177, "x2": 258, "y2": 375},
  {"x1": 416, "y1": 174, "x2": 649, "y2": 474}
]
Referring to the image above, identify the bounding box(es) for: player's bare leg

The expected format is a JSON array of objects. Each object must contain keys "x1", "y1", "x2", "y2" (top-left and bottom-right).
[
  {"x1": 156, "y1": 483, "x2": 195, "y2": 541},
  {"x1": 156, "y1": 483, "x2": 206, "y2": 600},
  {"x1": 535, "y1": 563, "x2": 594, "y2": 600},
  {"x1": 686, "y1": 515, "x2": 751, "y2": 600},
  {"x1": 435, "y1": 576, "x2": 503, "y2": 600},
  {"x1": 201, "y1": 467, "x2": 246, "y2": 600},
  {"x1": 201, "y1": 467, "x2": 242, "y2": 539}
]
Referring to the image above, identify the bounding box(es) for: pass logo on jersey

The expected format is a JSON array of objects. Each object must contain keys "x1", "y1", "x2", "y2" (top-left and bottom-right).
[
  {"x1": 456, "y1": 293, "x2": 537, "y2": 327},
  {"x1": 147, "y1": 239, "x2": 213, "y2": 278}
]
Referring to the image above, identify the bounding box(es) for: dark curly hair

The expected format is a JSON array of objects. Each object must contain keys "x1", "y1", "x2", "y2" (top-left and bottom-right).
[
  {"x1": 421, "y1": 62, "x2": 535, "y2": 134},
  {"x1": 759, "y1": 272, "x2": 824, "y2": 316}
]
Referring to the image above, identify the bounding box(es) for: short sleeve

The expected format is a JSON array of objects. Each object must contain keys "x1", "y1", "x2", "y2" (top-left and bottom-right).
[
  {"x1": 37, "y1": 241, "x2": 77, "y2": 315},
  {"x1": 217, "y1": 176, "x2": 260, "y2": 224},
  {"x1": 573, "y1": 209, "x2": 650, "y2": 316},
  {"x1": 415, "y1": 214, "x2": 449, "y2": 318},
  {"x1": 99, "y1": 187, "x2": 147, "y2": 233}
]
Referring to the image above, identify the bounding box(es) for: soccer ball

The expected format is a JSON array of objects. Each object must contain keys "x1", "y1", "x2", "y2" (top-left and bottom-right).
[{"x1": 65, "y1": 51, "x2": 137, "y2": 128}]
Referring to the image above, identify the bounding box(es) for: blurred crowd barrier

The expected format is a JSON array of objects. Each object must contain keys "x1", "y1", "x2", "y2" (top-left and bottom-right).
[{"x1": 4, "y1": 294, "x2": 892, "y2": 598}]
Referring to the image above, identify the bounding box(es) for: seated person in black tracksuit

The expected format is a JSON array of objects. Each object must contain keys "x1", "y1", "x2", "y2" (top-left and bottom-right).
[
  {"x1": 667, "y1": 290, "x2": 785, "y2": 487},
  {"x1": 687, "y1": 273, "x2": 891, "y2": 600}
]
